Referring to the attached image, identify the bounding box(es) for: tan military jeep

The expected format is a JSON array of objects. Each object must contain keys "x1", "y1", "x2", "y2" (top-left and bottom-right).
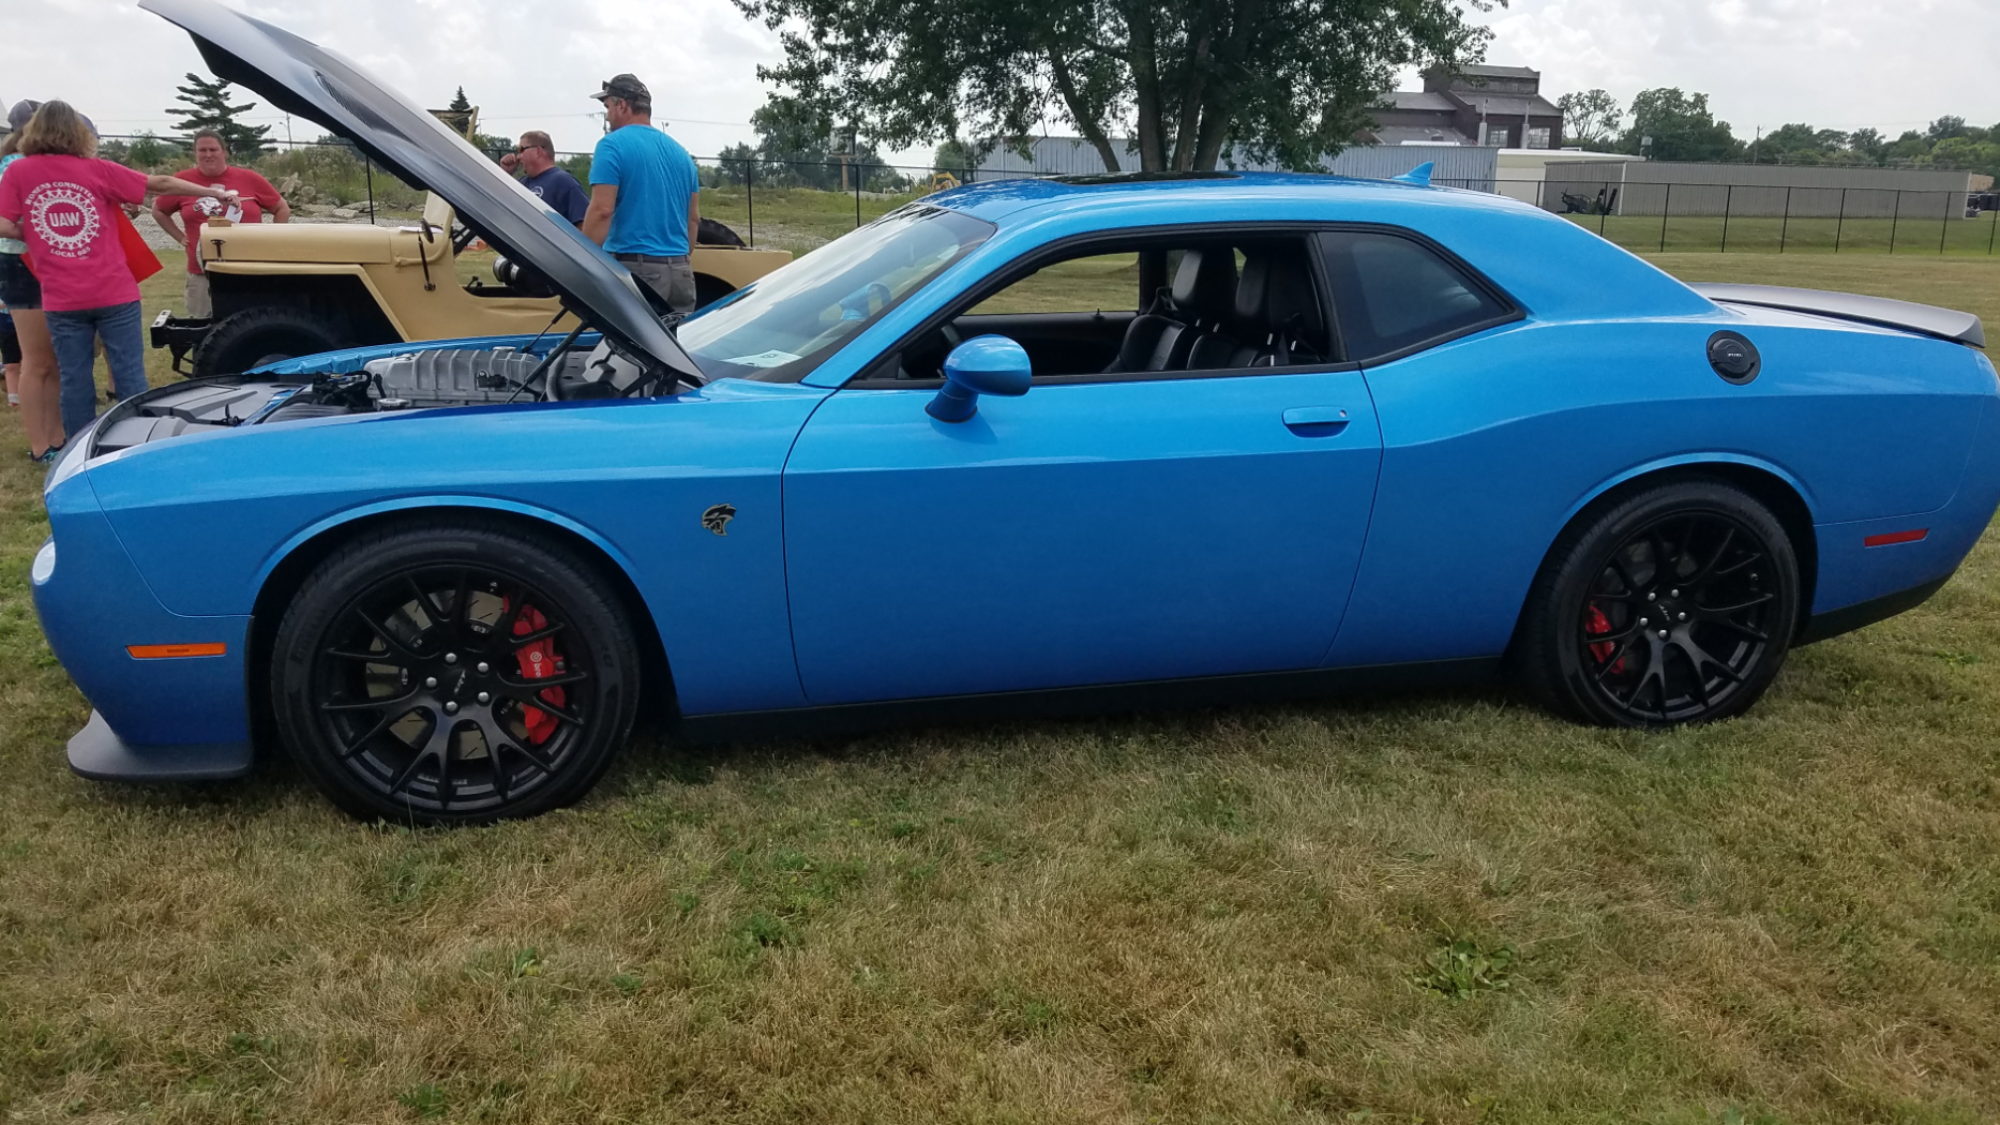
[{"x1": 152, "y1": 192, "x2": 790, "y2": 377}]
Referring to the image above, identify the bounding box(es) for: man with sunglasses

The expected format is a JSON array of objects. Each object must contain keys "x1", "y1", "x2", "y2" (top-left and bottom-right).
[{"x1": 499, "y1": 131, "x2": 589, "y2": 227}]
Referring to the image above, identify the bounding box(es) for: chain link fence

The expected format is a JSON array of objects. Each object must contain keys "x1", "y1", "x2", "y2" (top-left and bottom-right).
[{"x1": 95, "y1": 136, "x2": 2000, "y2": 258}]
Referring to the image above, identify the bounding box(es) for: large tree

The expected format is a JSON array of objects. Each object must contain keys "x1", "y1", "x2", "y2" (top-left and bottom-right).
[
  {"x1": 165, "y1": 72, "x2": 271, "y2": 154},
  {"x1": 732, "y1": 0, "x2": 1497, "y2": 173},
  {"x1": 1617, "y1": 88, "x2": 1739, "y2": 163},
  {"x1": 1555, "y1": 89, "x2": 1620, "y2": 150}
]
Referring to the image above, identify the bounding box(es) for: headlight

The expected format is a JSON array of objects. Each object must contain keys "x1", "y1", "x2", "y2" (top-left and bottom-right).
[{"x1": 31, "y1": 539, "x2": 55, "y2": 586}]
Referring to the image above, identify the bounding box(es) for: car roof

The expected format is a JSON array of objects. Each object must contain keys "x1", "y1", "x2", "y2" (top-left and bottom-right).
[{"x1": 928, "y1": 170, "x2": 1522, "y2": 225}]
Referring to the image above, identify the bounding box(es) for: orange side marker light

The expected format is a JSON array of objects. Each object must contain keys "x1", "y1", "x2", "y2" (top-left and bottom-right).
[{"x1": 127, "y1": 642, "x2": 228, "y2": 659}]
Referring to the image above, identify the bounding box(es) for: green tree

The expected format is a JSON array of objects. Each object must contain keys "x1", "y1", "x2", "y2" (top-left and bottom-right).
[
  {"x1": 448, "y1": 86, "x2": 472, "y2": 114},
  {"x1": 747, "y1": 95, "x2": 890, "y2": 190},
  {"x1": 1883, "y1": 130, "x2": 1930, "y2": 165},
  {"x1": 165, "y1": 72, "x2": 271, "y2": 154},
  {"x1": 1844, "y1": 127, "x2": 1886, "y2": 164},
  {"x1": 1618, "y1": 88, "x2": 1739, "y2": 162},
  {"x1": 1925, "y1": 115, "x2": 1968, "y2": 144},
  {"x1": 1555, "y1": 89, "x2": 1621, "y2": 150},
  {"x1": 732, "y1": 0, "x2": 1495, "y2": 173},
  {"x1": 933, "y1": 137, "x2": 990, "y2": 177},
  {"x1": 1754, "y1": 123, "x2": 1846, "y2": 164}
]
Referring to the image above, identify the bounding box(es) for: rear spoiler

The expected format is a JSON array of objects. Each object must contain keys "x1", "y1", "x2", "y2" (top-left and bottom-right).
[{"x1": 1690, "y1": 283, "x2": 1985, "y2": 348}]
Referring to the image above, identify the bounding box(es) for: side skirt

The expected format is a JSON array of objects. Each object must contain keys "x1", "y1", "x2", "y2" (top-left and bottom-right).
[
  {"x1": 675, "y1": 656, "x2": 1503, "y2": 743},
  {"x1": 1795, "y1": 576, "x2": 1950, "y2": 646}
]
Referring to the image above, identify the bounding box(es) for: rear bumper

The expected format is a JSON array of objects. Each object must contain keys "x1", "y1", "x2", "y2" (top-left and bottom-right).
[
  {"x1": 68, "y1": 710, "x2": 252, "y2": 782},
  {"x1": 149, "y1": 310, "x2": 212, "y2": 375}
]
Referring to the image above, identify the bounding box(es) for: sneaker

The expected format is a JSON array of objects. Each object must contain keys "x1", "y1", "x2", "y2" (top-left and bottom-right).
[{"x1": 32, "y1": 444, "x2": 62, "y2": 464}]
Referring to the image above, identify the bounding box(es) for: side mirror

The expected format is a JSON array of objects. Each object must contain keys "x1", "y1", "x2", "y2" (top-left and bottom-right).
[{"x1": 927, "y1": 335, "x2": 1032, "y2": 423}]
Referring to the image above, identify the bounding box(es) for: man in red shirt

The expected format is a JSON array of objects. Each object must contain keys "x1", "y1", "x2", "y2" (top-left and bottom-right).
[{"x1": 151, "y1": 129, "x2": 289, "y2": 319}]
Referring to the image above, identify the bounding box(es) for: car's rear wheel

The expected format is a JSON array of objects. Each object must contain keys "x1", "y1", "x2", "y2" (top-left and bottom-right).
[
  {"x1": 270, "y1": 520, "x2": 640, "y2": 824},
  {"x1": 191, "y1": 306, "x2": 354, "y2": 378},
  {"x1": 1518, "y1": 479, "x2": 1800, "y2": 727}
]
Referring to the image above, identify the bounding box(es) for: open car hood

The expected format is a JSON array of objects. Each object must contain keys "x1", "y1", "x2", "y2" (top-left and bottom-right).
[{"x1": 141, "y1": 0, "x2": 697, "y2": 380}]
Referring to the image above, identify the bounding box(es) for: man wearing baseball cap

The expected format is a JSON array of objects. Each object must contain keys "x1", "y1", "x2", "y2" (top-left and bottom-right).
[{"x1": 581, "y1": 73, "x2": 702, "y2": 314}]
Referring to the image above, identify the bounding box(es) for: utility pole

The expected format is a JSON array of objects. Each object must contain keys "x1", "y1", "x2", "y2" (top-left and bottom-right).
[{"x1": 1751, "y1": 125, "x2": 1760, "y2": 164}]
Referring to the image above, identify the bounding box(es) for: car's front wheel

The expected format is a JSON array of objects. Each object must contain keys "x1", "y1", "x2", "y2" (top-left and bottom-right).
[
  {"x1": 1518, "y1": 479, "x2": 1801, "y2": 727},
  {"x1": 270, "y1": 519, "x2": 641, "y2": 824}
]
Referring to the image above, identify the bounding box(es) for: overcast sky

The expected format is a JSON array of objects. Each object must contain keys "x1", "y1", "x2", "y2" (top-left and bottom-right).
[{"x1": 7, "y1": 0, "x2": 1998, "y2": 167}]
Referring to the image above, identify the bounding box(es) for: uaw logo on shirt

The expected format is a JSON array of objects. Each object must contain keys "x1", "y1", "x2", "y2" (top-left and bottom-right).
[{"x1": 25, "y1": 182, "x2": 101, "y2": 259}]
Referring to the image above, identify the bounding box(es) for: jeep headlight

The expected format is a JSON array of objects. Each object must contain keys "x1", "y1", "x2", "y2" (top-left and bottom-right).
[{"x1": 31, "y1": 539, "x2": 55, "y2": 586}]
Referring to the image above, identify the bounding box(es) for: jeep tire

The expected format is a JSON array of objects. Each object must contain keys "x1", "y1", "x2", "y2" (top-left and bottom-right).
[{"x1": 191, "y1": 306, "x2": 356, "y2": 379}]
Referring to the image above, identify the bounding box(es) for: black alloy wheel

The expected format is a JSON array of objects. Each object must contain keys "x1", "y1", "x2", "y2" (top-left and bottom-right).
[
  {"x1": 272, "y1": 521, "x2": 639, "y2": 823},
  {"x1": 1519, "y1": 480, "x2": 1800, "y2": 727}
]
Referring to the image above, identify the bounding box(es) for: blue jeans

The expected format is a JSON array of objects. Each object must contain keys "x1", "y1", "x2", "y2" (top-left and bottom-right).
[{"x1": 47, "y1": 301, "x2": 149, "y2": 440}]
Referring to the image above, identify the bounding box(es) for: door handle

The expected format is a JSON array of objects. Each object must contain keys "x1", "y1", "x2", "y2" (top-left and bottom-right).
[{"x1": 1282, "y1": 406, "x2": 1351, "y2": 436}]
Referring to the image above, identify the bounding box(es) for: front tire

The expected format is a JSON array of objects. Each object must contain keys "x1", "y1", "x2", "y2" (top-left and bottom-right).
[
  {"x1": 271, "y1": 520, "x2": 641, "y2": 824},
  {"x1": 1518, "y1": 479, "x2": 1800, "y2": 727}
]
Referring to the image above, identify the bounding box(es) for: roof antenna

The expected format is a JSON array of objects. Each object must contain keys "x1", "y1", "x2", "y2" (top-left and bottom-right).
[{"x1": 1393, "y1": 162, "x2": 1434, "y2": 187}]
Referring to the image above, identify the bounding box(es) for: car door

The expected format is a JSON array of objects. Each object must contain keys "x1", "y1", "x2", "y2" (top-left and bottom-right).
[{"x1": 780, "y1": 232, "x2": 1386, "y2": 706}]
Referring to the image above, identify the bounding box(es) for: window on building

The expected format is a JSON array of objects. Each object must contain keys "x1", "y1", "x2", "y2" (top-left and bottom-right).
[{"x1": 1525, "y1": 127, "x2": 1553, "y2": 150}]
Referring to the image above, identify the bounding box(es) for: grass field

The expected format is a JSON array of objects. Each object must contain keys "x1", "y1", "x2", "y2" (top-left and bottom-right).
[{"x1": 4, "y1": 251, "x2": 2000, "y2": 1124}]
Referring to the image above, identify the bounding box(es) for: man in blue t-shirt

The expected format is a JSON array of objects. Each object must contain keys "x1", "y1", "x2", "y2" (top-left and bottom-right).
[
  {"x1": 502, "y1": 131, "x2": 589, "y2": 226},
  {"x1": 582, "y1": 73, "x2": 702, "y2": 313}
]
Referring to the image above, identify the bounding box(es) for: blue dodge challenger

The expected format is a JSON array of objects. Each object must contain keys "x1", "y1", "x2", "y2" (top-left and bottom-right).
[{"x1": 34, "y1": 0, "x2": 2000, "y2": 822}]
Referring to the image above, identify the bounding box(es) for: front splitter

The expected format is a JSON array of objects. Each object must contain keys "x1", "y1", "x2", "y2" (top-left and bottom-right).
[{"x1": 67, "y1": 710, "x2": 254, "y2": 782}]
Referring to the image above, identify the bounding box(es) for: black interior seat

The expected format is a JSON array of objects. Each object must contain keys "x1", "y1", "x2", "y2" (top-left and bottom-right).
[
  {"x1": 1102, "y1": 247, "x2": 1238, "y2": 373},
  {"x1": 1185, "y1": 245, "x2": 1325, "y2": 369}
]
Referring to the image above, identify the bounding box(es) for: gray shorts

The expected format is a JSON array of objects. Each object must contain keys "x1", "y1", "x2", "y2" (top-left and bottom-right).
[
  {"x1": 623, "y1": 257, "x2": 696, "y2": 315},
  {"x1": 185, "y1": 272, "x2": 212, "y2": 319}
]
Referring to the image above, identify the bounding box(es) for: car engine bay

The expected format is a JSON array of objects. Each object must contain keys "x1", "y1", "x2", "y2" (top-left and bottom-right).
[{"x1": 92, "y1": 339, "x2": 681, "y2": 455}]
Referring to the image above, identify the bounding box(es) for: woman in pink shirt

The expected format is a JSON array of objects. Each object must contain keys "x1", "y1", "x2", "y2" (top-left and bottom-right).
[{"x1": 0, "y1": 102, "x2": 236, "y2": 448}]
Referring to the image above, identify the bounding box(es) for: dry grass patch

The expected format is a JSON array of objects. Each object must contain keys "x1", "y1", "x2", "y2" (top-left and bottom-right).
[{"x1": 1, "y1": 255, "x2": 1999, "y2": 1123}]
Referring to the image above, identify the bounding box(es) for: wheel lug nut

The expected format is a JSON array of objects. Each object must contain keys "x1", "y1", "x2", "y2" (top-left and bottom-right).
[
  {"x1": 1678, "y1": 612, "x2": 1688, "y2": 621},
  {"x1": 424, "y1": 676, "x2": 438, "y2": 689},
  {"x1": 1646, "y1": 592, "x2": 1657, "y2": 601},
  {"x1": 1670, "y1": 589, "x2": 1680, "y2": 598},
  {"x1": 444, "y1": 701, "x2": 459, "y2": 714},
  {"x1": 477, "y1": 692, "x2": 490, "y2": 704},
  {"x1": 1639, "y1": 617, "x2": 1649, "y2": 626},
  {"x1": 477, "y1": 662, "x2": 490, "y2": 674},
  {"x1": 444, "y1": 652, "x2": 459, "y2": 665},
  {"x1": 1658, "y1": 630, "x2": 1669, "y2": 639}
]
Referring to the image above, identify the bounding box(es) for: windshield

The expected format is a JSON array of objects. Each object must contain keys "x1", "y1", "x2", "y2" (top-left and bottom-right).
[{"x1": 678, "y1": 205, "x2": 995, "y2": 382}]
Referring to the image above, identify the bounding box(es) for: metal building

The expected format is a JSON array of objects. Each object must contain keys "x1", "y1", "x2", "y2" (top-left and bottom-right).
[{"x1": 1541, "y1": 160, "x2": 1979, "y2": 219}]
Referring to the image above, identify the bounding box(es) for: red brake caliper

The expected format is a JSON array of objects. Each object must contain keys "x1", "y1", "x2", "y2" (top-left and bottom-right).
[
  {"x1": 511, "y1": 604, "x2": 566, "y2": 745},
  {"x1": 1585, "y1": 605, "x2": 1626, "y2": 673}
]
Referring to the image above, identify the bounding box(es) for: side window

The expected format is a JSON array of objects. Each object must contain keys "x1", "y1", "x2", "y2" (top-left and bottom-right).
[
  {"x1": 1316, "y1": 231, "x2": 1511, "y2": 362},
  {"x1": 968, "y1": 252, "x2": 1141, "y2": 315}
]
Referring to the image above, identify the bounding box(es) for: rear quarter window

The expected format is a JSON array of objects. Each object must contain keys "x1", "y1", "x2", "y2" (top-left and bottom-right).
[{"x1": 1317, "y1": 230, "x2": 1513, "y2": 363}]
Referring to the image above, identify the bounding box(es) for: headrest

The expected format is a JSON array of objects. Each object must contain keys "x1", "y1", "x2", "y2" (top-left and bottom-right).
[
  {"x1": 1170, "y1": 247, "x2": 1238, "y2": 319},
  {"x1": 1235, "y1": 246, "x2": 1324, "y2": 338}
]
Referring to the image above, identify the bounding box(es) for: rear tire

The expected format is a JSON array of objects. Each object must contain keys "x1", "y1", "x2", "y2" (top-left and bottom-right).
[
  {"x1": 270, "y1": 519, "x2": 641, "y2": 824},
  {"x1": 191, "y1": 306, "x2": 354, "y2": 378},
  {"x1": 1517, "y1": 479, "x2": 1800, "y2": 727}
]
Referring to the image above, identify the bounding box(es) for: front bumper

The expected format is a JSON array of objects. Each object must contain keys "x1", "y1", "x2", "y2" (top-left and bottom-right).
[{"x1": 33, "y1": 472, "x2": 256, "y2": 782}]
